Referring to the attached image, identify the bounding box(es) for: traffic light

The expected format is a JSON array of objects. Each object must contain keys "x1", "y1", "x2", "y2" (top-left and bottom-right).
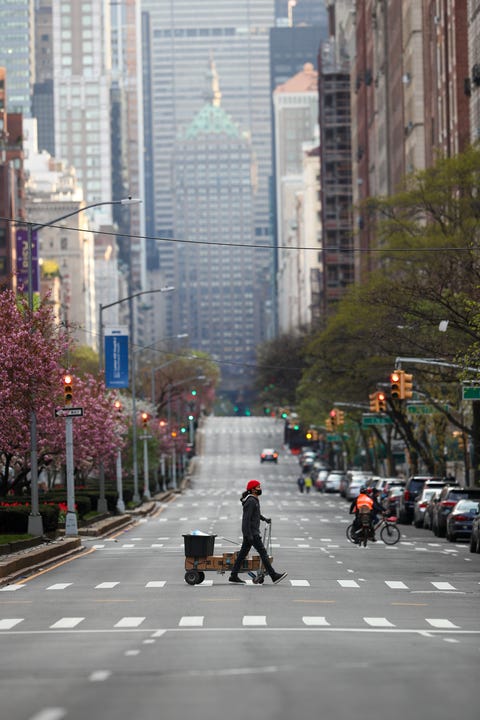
[
  {"x1": 141, "y1": 412, "x2": 149, "y2": 429},
  {"x1": 159, "y1": 419, "x2": 167, "y2": 429},
  {"x1": 329, "y1": 409, "x2": 337, "y2": 429},
  {"x1": 114, "y1": 399, "x2": 122, "y2": 412},
  {"x1": 180, "y1": 426, "x2": 187, "y2": 434},
  {"x1": 280, "y1": 409, "x2": 288, "y2": 419},
  {"x1": 402, "y1": 372, "x2": 413, "y2": 399},
  {"x1": 191, "y1": 389, "x2": 197, "y2": 397},
  {"x1": 325, "y1": 417, "x2": 333, "y2": 431},
  {"x1": 369, "y1": 392, "x2": 379, "y2": 412},
  {"x1": 377, "y1": 392, "x2": 387, "y2": 412},
  {"x1": 305, "y1": 430, "x2": 313, "y2": 440},
  {"x1": 337, "y1": 410, "x2": 345, "y2": 426},
  {"x1": 390, "y1": 370, "x2": 402, "y2": 399},
  {"x1": 63, "y1": 374, "x2": 73, "y2": 406}
]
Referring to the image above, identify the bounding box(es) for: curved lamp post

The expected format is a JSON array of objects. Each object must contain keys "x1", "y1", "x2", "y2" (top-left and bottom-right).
[{"x1": 23, "y1": 197, "x2": 141, "y2": 536}]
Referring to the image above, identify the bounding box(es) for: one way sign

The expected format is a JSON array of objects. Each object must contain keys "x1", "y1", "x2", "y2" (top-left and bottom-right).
[{"x1": 55, "y1": 407, "x2": 84, "y2": 418}]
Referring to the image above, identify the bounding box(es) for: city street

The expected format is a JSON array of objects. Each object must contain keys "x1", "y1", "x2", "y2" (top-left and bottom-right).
[{"x1": 1, "y1": 416, "x2": 479, "y2": 720}]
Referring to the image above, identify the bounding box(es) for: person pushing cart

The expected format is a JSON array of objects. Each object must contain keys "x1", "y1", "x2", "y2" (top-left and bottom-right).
[{"x1": 229, "y1": 479, "x2": 288, "y2": 585}]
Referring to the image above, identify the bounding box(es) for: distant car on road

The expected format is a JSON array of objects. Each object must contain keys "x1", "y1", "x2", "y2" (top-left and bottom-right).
[
  {"x1": 260, "y1": 448, "x2": 278, "y2": 463},
  {"x1": 324, "y1": 471, "x2": 345, "y2": 493},
  {"x1": 446, "y1": 500, "x2": 479, "y2": 542}
]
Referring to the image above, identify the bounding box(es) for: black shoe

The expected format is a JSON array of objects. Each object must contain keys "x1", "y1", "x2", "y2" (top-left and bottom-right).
[
  {"x1": 228, "y1": 574, "x2": 246, "y2": 584},
  {"x1": 370, "y1": 535, "x2": 377, "y2": 542},
  {"x1": 272, "y1": 572, "x2": 288, "y2": 585}
]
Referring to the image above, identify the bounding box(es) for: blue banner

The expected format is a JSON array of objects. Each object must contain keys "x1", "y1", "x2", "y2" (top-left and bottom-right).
[{"x1": 105, "y1": 327, "x2": 129, "y2": 388}]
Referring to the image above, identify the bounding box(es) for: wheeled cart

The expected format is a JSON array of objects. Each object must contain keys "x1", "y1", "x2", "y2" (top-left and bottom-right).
[{"x1": 183, "y1": 523, "x2": 273, "y2": 585}]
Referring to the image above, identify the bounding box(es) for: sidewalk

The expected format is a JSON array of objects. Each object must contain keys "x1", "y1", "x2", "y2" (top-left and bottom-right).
[{"x1": 0, "y1": 488, "x2": 178, "y2": 586}]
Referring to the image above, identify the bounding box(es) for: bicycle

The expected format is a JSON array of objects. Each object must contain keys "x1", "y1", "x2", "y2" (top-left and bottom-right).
[{"x1": 346, "y1": 514, "x2": 401, "y2": 546}]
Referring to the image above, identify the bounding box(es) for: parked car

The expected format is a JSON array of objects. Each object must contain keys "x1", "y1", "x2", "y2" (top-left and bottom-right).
[
  {"x1": 383, "y1": 485, "x2": 404, "y2": 517},
  {"x1": 422, "y1": 488, "x2": 445, "y2": 531},
  {"x1": 397, "y1": 475, "x2": 443, "y2": 524},
  {"x1": 260, "y1": 448, "x2": 278, "y2": 463},
  {"x1": 314, "y1": 468, "x2": 329, "y2": 492},
  {"x1": 299, "y1": 450, "x2": 316, "y2": 472},
  {"x1": 469, "y1": 510, "x2": 480, "y2": 553},
  {"x1": 445, "y1": 500, "x2": 479, "y2": 542},
  {"x1": 346, "y1": 476, "x2": 365, "y2": 501},
  {"x1": 432, "y1": 486, "x2": 480, "y2": 537},
  {"x1": 413, "y1": 485, "x2": 446, "y2": 528},
  {"x1": 324, "y1": 471, "x2": 345, "y2": 493}
]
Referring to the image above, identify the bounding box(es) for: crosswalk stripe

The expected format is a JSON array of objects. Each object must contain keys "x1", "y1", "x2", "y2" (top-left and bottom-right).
[
  {"x1": 426, "y1": 618, "x2": 459, "y2": 628},
  {"x1": 431, "y1": 582, "x2": 456, "y2": 590},
  {"x1": 0, "y1": 619, "x2": 23, "y2": 629},
  {"x1": 364, "y1": 617, "x2": 395, "y2": 627},
  {"x1": 47, "y1": 583, "x2": 72, "y2": 591},
  {"x1": 290, "y1": 580, "x2": 310, "y2": 587},
  {"x1": 50, "y1": 617, "x2": 84, "y2": 629},
  {"x1": 145, "y1": 581, "x2": 166, "y2": 588},
  {"x1": 338, "y1": 580, "x2": 360, "y2": 588},
  {"x1": 179, "y1": 616, "x2": 204, "y2": 627},
  {"x1": 302, "y1": 616, "x2": 329, "y2": 626},
  {"x1": 0, "y1": 584, "x2": 23, "y2": 592},
  {"x1": 95, "y1": 582, "x2": 119, "y2": 589},
  {"x1": 243, "y1": 615, "x2": 267, "y2": 626},
  {"x1": 385, "y1": 581, "x2": 409, "y2": 590},
  {"x1": 114, "y1": 617, "x2": 145, "y2": 628}
]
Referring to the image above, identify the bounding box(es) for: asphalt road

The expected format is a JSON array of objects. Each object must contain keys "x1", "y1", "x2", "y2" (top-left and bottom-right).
[{"x1": 1, "y1": 416, "x2": 479, "y2": 720}]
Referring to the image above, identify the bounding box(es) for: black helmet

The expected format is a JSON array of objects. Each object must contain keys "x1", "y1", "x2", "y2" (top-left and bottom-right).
[{"x1": 359, "y1": 486, "x2": 366, "y2": 494}]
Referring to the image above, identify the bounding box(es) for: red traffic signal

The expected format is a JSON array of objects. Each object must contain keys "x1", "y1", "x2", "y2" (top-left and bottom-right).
[
  {"x1": 141, "y1": 412, "x2": 149, "y2": 428},
  {"x1": 63, "y1": 374, "x2": 73, "y2": 406}
]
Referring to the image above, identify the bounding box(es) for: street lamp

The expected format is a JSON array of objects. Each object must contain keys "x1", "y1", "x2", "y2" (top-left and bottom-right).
[{"x1": 22, "y1": 197, "x2": 141, "y2": 536}]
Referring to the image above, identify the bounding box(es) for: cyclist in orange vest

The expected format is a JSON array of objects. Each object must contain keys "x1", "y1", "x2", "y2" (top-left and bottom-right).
[{"x1": 349, "y1": 487, "x2": 378, "y2": 542}]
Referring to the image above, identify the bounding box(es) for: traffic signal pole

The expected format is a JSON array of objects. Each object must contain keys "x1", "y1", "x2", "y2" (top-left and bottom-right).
[{"x1": 64, "y1": 416, "x2": 78, "y2": 536}]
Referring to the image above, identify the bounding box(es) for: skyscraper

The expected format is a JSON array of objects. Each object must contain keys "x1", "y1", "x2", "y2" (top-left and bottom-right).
[
  {"x1": 172, "y1": 62, "x2": 260, "y2": 394},
  {"x1": 0, "y1": 0, "x2": 34, "y2": 116},
  {"x1": 141, "y1": 1, "x2": 276, "y2": 361}
]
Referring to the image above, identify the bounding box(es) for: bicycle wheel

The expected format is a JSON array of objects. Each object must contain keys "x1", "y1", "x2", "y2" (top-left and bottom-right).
[
  {"x1": 346, "y1": 523, "x2": 355, "y2": 543},
  {"x1": 380, "y1": 522, "x2": 401, "y2": 545}
]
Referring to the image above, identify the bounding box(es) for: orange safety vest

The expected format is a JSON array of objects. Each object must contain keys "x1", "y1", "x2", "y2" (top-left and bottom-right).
[{"x1": 356, "y1": 493, "x2": 374, "y2": 511}]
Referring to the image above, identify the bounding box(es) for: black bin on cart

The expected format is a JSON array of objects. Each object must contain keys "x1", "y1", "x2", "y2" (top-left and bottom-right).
[{"x1": 183, "y1": 534, "x2": 216, "y2": 557}]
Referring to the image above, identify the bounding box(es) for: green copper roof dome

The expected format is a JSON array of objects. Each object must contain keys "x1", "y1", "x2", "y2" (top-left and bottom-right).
[{"x1": 185, "y1": 104, "x2": 241, "y2": 139}]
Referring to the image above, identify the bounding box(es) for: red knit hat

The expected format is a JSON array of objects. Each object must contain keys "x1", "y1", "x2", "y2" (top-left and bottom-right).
[{"x1": 246, "y1": 479, "x2": 261, "y2": 491}]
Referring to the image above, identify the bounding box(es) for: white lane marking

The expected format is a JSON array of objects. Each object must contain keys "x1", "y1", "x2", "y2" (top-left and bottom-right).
[
  {"x1": 0, "y1": 584, "x2": 24, "y2": 592},
  {"x1": 338, "y1": 580, "x2": 360, "y2": 588},
  {"x1": 114, "y1": 617, "x2": 145, "y2": 628},
  {"x1": 152, "y1": 630, "x2": 167, "y2": 637},
  {"x1": 431, "y1": 582, "x2": 456, "y2": 590},
  {"x1": 302, "y1": 617, "x2": 330, "y2": 626},
  {"x1": 125, "y1": 650, "x2": 140, "y2": 656},
  {"x1": 145, "y1": 581, "x2": 166, "y2": 588},
  {"x1": 194, "y1": 580, "x2": 213, "y2": 587},
  {"x1": 121, "y1": 544, "x2": 135, "y2": 548},
  {"x1": 95, "y1": 582, "x2": 119, "y2": 589},
  {"x1": 385, "y1": 581, "x2": 409, "y2": 590},
  {"x1": 46, "y1": 583, "x2": 72, "y2": 591},
  {"x1": 297, "y1": 544, "x2": 310, "y2": 548},
  {"x1": 179, "y1": 616, "x2": 204, "y2": 627},
  {"x1": 443, "y1": 638, "x2": 460, "y2": 644},
  {"x1": 92, "y1": 544, "x2": 105, "y2": 549},
  {"x1": 364, "y1": 617, "x2": 395, "y2": 627},
  {"x1": 151, "y1": 544, "x2": 164, "y2": 548},
  {"x1": 50, "y1": 617, "x2": 84, "y2": 629},
  {"x1": 243, "y1": 615, "x2": 267, "y2": 626},
  {"x1": 290, "y1": 580, "x2": 310, "y2": 587},
  {"x1": 0, "y1": 619, "x2": 23, "y2": 629},
  {"x1": 89, "y1": 670, "x2": 112, "y2": 682},
  {"x1": 29, "y1": 709, "x2": 67, "y2": 720},
  {"x1": 426, "y1": 618, "x2": 460, "y2": 628}
]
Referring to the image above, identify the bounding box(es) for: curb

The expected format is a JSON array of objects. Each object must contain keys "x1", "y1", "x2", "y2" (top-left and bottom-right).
[{"x1": 0, "y1": 537, "x2": 83, "y2": 582}]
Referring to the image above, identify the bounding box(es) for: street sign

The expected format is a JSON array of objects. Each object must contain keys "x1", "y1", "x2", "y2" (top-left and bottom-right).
[
  {"x1": 326, "y1": 433, "x2": 343, "y2": 442},
  {"x1": 362, "y1": 415, "x2": 393, "y2": 427},
  {"x1": 406, "y1": 404, "x2": 433, "y2": 414},
  {"x1": 55, "y1": 407, "x2": 84, "y2": 417},
  {"x1": 463, "y1": 386, "x2": 480, "y2": 400}
]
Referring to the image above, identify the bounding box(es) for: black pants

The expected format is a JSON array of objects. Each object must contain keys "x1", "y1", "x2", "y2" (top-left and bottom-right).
[{"x1": 231, "y1": 534, "x2": 275, "y2": 577}]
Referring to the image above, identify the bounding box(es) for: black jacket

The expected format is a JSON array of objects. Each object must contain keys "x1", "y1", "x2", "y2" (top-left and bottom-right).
[{"x1": 241, "y1": 493, "x2": 267, "y2": 540}]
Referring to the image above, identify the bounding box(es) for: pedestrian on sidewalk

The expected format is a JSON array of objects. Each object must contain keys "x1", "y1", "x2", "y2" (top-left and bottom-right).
[{"x1": 229, "y1": 480, "x2": 288, "y2": 585}]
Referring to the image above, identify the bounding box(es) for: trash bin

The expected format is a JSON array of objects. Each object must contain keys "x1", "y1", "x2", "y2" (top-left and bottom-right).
[{"x1": 183, "y1": 534, "x2": 216, "y2": 557}]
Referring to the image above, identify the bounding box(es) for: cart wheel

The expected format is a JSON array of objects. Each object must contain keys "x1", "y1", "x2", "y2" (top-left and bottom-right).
[
  {"x1": 197, "y1": 572, "x2": 205, "y2": 584},
  {"x1": 252, "y1": 574, "x2": 265, "y2": 584},
  {"x1": 185, "y1": 570, "x2": 200, "y2": 585}
]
